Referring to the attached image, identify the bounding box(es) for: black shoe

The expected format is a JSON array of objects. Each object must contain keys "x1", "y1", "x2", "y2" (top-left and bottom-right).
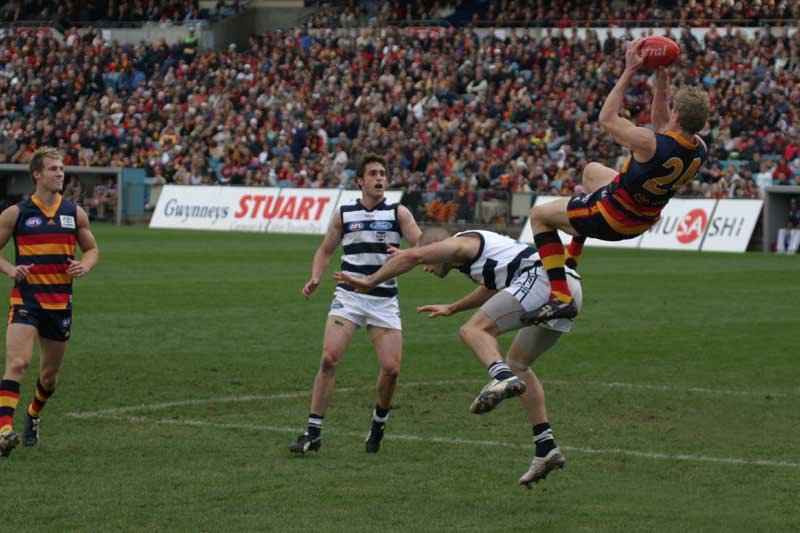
[
  {"x1": 289, "y1": 433, "x2": 321, "y2": 454},
  {"x1": 365, "y1": 423, "x2": 385, "y2": 453},
  {"x1": 23, "y1": 411, "x2": 40, "y2": 448},
  {"x1": 520, "y1": 298, "x2": 578, "y2": 325},
  {"x1": 0, "y1": 431, "x2": 20, "y2": 458}
]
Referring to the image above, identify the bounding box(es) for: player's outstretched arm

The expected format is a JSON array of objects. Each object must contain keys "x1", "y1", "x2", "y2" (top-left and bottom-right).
[
  {"x1": 333, "y1": 246, "x2": 421, "y2": 292},
  {"x1": 651, "y1": 66, "x2": 671, "y2": 132},
  {"x1": 417, "y1": 286, "x2": 497, "y2": 318},
  {"x1": 334, "y1": 236, "x2": 472, "y2": 293},
  {"x1": 599, "y1": 38, "x2": 657, "y2": 159}
]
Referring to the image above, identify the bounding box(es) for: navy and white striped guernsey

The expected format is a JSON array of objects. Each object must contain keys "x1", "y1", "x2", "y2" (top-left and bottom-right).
[
  {"x1": 454, "y1": 230, "x2": 541, "y2": 290},
  {"x1": 337, "y1": 199, "x2": 402, "y2": 298}
]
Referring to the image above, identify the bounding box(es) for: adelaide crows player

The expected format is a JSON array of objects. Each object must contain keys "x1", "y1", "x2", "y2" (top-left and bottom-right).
[
  {"x1": 524, "y1": 38, "x2": 709, "y2": 325},
  {"x1": 0, "y1": 147, "x2": 99, "y2": 457}
]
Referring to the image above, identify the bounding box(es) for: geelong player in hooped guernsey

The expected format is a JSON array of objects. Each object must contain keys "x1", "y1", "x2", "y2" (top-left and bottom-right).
[
  {"x1": 0, "y1": 147, "x2": 99, "y2": 458},
  {"x1": 289, "y1": 153, "x2": 421, "y2": 456},
  {"x1": 334, "y1": 227, "x2": 583, "y2": 486}
]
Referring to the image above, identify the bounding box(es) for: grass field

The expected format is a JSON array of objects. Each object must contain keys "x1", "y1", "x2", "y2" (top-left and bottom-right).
[{"x1": 3, "y1": 225, "x2": 799, "y2": 532}]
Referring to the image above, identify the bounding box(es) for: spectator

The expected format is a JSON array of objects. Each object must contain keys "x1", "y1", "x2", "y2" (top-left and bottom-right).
[
  {"x1": 776, "y1": 198, "x2": 800, "y2": 254},
  {"x1": 87, "y1": 178, "x2": 118, "y2": 220},
  {"x1": 773, "y1": 158, "x2": 794, "y2": 185},
  {"x1": 63, "y1": 175, "x2": 84, "y2": 206},
  {"x1": 0, "y1": 15, "x2": 796, "y2": 224}
]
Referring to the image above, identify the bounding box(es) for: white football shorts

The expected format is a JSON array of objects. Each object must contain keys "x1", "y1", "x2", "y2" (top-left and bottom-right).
[
  {"x1": 328, "y1": 287, "x2": 402, "y2": 330},
  {"x1": 481, "y1": 266, "x2": 583, "y2": 334}
]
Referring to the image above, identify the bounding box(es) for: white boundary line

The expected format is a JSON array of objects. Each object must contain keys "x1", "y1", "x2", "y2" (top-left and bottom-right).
[
  {"x1": 64, "y1": 378, "x2": 800, "y2": 470},
  {"x1": 566, "y1": 380, "x2": 793, "y2": 398},
  {"x1": 66, "y1": 377, "x2": 795, "y2": 418},
  {"x1": 65, "y1": 379, "x2": 483, "y2": 417},
  {"x1": 67, "y1": 413, "x2": 800, "y2": 469}
]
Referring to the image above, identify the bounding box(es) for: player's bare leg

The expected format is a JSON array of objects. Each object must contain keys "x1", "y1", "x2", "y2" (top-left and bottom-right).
[
  {"x1": 21, "y1": 337, "x2": 68, "y2": 447},
  {"x1": 581, "y1": 162, "x2": 618, "y2": 193},
  {"x1": 523, "y1": 199, "x2": 580, "y2": 325},
  {"x1": 565, "y1": 163, "x2": 618, "y2": 269},
  {"x1": 290, "y1": 316, "x2": 358, "y2": 454},
  {"x1": 507, "y1": 328, "x2": 566, "y2": 487},
  {"x1": 0, "y1": 324, "x2": 37, "y2": 458},
  {"x1": 365, "y1": 326, "x2": 402, "y2": 453},
  {"x1": 459, "y1": 311, "x2": 526, "y2": 414}
]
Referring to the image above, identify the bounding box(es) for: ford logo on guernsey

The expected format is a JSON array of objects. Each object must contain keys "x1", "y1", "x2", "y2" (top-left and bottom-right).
[
  {"x1": 370, "y1": 221, "x2": 393, "y2": 231},
  {"x1": 348, "y1": 222, "x2": 365, "y2": 231},
  {"x1": 25, "y1": 217, "x2": 43, "y2": 228}
]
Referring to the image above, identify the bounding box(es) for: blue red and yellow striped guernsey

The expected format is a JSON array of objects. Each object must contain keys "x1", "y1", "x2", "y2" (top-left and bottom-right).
[{"x1": 10, "y1": 194, "x2": 77, "y2": 312}]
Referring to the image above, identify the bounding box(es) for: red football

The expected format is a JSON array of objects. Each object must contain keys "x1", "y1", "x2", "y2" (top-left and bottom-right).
[{"x1": 640, "y1": 36, "x2": 680, "y2": 69}]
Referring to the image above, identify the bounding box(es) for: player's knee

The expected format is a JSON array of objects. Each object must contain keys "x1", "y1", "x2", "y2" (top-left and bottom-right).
[
  {"x1": 38, "y1": 371, "x2": 59, "y2": 390},
  {"x1": 5, "y1": 356, "x2": 30, "y2": 377},
  {"x1": 319, "y1": 349, "x2": 342, "y2": 373},
  {"x1": 379, "y1": 362, "x2": 400, "y2": 381},
  {"x1": 458, "y1": 323, "x2": 475, "y2": 343},
  {"x1": 530, "y1": 204, "x2": 544, "y2": 222},
  {"x1": 583, "y1": 162, "x2": 604, "y2": 175},
  {"x1": 582, "y1": 162, "x2": 610, "y2": 192},
  {"x1": 529, "y1": 205, "x2": 553, "y2": 233},
  {"x1": 460, "y1": 320, "x2": 493, "y2": 343}
]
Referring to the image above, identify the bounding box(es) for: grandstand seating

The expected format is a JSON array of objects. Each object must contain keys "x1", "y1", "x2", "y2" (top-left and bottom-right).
[{"x1": 1, "y1": 1, "x2": 798, "y2": 221}]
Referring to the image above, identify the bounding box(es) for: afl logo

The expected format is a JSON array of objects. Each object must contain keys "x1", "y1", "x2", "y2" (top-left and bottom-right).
[
  {"x1": 347, "y1": 222, "x2": 365, "y2": 231},
  {"x1": 25, "y1": 217, "x2": 43, "y2": 228},
  {"x1": 370, "y1": 221, "x2": 393, "y2": 230}
]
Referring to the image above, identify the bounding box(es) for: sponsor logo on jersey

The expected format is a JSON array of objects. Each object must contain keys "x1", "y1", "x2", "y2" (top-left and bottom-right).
[
  {"x1": 347, "y1": 222, "x2": 365, "y2": 231},
  {"x1": 59, "y1": 215, "x2": 76, "y2": 229},
  {"x1": 25, "y1": 217, "x2": 43, "y2": 228},
  {"x1": 370, "y1": 221, "x2": 393, "y2": 230}
]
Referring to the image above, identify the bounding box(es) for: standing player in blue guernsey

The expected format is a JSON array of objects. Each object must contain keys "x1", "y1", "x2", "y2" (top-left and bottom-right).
[
  {"x1": 522, "y1": 38, "x2": 710, "y2": 325},
  {"x1": 290, "y1": 153, "x2": 421, "y2": 455},
  {"x1": 0, "y1": 147, "x2": 99, "y2": 458}
]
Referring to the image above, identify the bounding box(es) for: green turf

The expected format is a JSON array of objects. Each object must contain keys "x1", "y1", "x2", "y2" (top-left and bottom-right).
[{"x1": 3, "y1": 226, "x2": 798, "y2": 532}]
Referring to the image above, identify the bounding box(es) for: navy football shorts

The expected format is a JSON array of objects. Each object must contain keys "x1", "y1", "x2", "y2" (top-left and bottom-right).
[{"x1": 8, "y1": 305, "x2": 72, "y2": 342}]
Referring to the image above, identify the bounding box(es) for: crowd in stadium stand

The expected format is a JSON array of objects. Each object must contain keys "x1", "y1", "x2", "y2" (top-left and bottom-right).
[
  {"x1": 0, "y1": 0, "x2": 240, "y2": 25},
  {"x1": 0, "y1": 17, "x2": 798, "y2": 221},
  {"x1": 305, "y1": 1, "x2": 800, "y2": 29}
]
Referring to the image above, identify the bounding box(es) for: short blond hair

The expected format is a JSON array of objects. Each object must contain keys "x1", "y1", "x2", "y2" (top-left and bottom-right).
[
  {"x1": 418, "y1": 226, "x2": 451, "y2": 246},
  {"x1": 673, "y1": 86, "x2": 710, "y2": 134},
  {"x1": 29, "y1": 147, "x2": 63, "y2": 177}
]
